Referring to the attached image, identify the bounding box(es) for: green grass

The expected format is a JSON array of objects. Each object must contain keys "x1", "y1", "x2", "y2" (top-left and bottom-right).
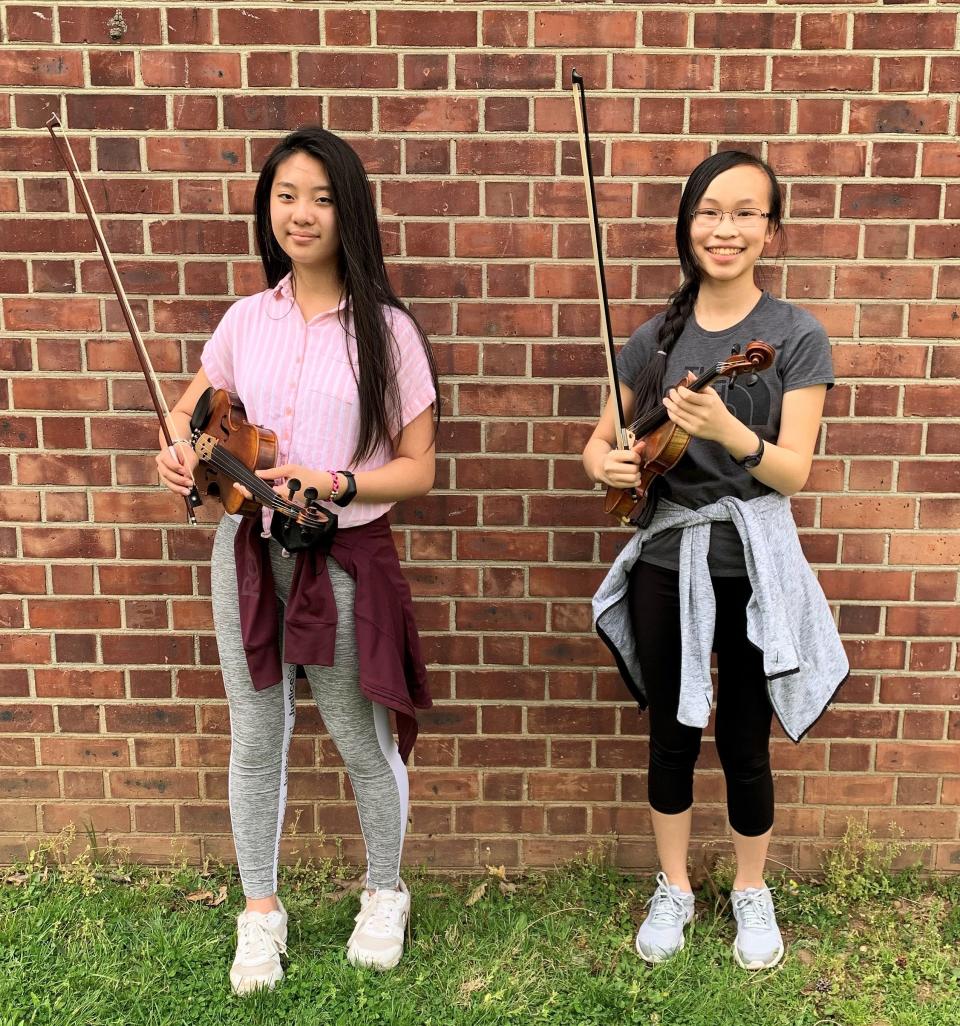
[{"x1": 0, "y1": 833, "x2": 957, "y2": 1026}]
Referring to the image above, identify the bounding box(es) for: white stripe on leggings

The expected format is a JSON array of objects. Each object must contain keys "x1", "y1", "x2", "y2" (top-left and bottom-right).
[
  {"x1": 270, "y1": 663, "x2": 297, "y2": 894},
  {"x1": 372, "y1": 702, "x2": 409, "y2": 887}
]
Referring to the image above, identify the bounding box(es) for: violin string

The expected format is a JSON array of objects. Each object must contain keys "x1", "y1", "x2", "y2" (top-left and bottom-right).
[
  {"x1": 204, "y1": 447, "x2": 280, "y2": 504},
  {"x1": 202, "y1": 445, "x2": 327, "y2": 528}
]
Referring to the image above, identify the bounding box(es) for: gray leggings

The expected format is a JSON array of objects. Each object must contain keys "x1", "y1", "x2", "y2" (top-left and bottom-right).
[{"x1": 211, "y1": 516, "x2": 408, "y2": 897}]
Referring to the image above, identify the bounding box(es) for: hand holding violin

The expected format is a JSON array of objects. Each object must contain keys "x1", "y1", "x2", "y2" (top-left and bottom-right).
[
  {"x1": 596, "y1": 440, "x2": 646, "y2": 490},
  {"x1": 662, "y1": 383, "x2": 741, "y2": 446},
  {"x1": 232, "y1": 464, "x2": 334, "y2": 504}
]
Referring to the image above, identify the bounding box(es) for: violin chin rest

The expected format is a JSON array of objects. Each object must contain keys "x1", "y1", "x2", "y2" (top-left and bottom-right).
[{"x1": 190, "y1": 387, "x2": 214, "y2": 434}]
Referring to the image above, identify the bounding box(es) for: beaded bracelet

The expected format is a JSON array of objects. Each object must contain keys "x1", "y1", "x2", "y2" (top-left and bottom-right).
[{"x1": 327, "y1": 470, "x2": 340, "y2": 502}]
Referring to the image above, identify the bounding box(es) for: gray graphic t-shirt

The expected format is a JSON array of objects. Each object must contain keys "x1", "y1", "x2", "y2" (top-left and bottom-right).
[{"x1": 616, "y1": 292, "x2": 835, "y2": 576}]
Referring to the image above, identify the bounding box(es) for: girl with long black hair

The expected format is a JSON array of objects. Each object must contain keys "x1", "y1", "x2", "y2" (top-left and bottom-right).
[
  {"x1": 584, "y1": 151, "x2": 847, "y2": 969},
  {"x1": 157, "y1": 127, "x2": 438, "y2": 992}
]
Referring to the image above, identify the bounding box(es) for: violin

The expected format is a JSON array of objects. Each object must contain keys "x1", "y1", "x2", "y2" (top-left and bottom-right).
[
  {"x1": 189, "y1": 388, "x2": 337, "y2": 553},
  {"x1": 605, "y1": 340, "x2": 775, "y2": 526}
]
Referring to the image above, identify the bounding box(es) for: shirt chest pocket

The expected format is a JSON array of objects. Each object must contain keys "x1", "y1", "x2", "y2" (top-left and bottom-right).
[
  {"x1": 301, "y1": 359, "x2": 358, "y2": 443},
  {"x1": 302, "y1": 359, "x2": 358, "y2": 415}
]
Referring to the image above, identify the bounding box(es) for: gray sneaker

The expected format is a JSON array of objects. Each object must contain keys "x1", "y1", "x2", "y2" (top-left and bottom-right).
[
  {"x1": 635, "y1": 872, "x2": 696, "y2": 963},
  {"x1": 731, "y1": 886, "x2": 785, "y2": 970}
]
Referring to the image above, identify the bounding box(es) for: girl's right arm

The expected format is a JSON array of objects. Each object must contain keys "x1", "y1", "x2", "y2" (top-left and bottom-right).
[
  {"x1": 155, "y1": 366, "x2": 216, "y2": 496},
  {"x1": 582, "y1": 383, "x2": 645, "y2": 489}
]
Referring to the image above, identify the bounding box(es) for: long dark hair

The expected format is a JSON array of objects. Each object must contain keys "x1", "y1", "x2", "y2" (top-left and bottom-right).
[
  {"x1": 630, "y1": 150, "x2": 784, "y2": 423},
  {"x1": 253, "y1": 126, "x2": 439, "y2": 464}
]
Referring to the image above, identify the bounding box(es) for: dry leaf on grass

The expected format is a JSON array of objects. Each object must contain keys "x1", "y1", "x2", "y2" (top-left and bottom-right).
[
  {"x1": 3, "y1": 873, "x2": 30, "y2": 886},
  {"x1": 324, "y1": 876, "x2": 365, "y2": 903},
  {"x1": 185, "y1": 885, "x2": 227, "y2": 907},
  {"x1": 465, "y1": 881, "x2": 488, "y2": 906},
  {"x1": 486, "y1": 864, "x2": 507, "y2": 880}
]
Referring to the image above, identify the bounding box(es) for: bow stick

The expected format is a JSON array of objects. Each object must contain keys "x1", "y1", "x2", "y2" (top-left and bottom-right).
[
  {"x1": 571, "y1": 70, "x2": 635, "y2": 454},
  {"x1": 46, "y1": 114, "x2": 201, "y2": 524}
]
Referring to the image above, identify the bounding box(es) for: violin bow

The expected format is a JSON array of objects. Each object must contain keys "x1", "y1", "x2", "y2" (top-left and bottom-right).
[
  {"x1": 45, "y1": 114, "x2": 201, "y2": 524},
  {"x1": 571, "y1": 70, "x2": 635, "y2": 453}
]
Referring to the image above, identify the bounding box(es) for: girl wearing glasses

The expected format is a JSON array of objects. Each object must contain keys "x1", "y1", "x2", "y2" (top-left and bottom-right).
[{"x1": 583, "y1": 151, "x2": 847, "y2": 969}]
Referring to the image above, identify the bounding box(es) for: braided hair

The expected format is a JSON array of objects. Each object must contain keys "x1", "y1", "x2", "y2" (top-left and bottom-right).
[{"x1": 630, "y1": 150, "x2": 784, "y2": 425}]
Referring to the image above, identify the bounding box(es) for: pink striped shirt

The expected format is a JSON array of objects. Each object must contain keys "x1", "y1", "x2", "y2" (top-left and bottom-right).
[{"x1": 201, "y1": 273, "x2": 436, "y2": 530}]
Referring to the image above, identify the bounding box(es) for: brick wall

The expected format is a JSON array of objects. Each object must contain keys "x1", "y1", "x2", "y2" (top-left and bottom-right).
[{"x1": 1, "y1": 2, "x2": 958, "y2": 874}]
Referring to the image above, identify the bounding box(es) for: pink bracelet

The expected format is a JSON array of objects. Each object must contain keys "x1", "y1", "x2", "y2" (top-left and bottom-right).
[{"x1": 327, "y1": 470, "x2": 339, "y2": 501}]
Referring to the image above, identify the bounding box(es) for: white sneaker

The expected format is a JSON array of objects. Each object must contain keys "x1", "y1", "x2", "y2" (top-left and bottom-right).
[
  {"x1": 731, "y1": 885, "x2": 785, "y2": 970},
  {"x1": 347, "y1": 879, "x2": 410, "y2": 970},
  {"x1": 229, "y1": 900, "x2": 288, "y2": 995},
  {"x1": 635, "y1": 872, "x2": 696, "y2": 963}
]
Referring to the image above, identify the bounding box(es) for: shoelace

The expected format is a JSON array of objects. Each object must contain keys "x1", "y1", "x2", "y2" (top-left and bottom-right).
[
  {"x1": 646, "y1": 872, "x2": 691, "y2": 927},
  {"x1": 236, "y1": 916, "x2": 286, "y2": 964},
  {"x1": 733, "y1": 889, "x2": 772, "y2": 930},
  {"x1": 358, "y1": 891, "x2": 406, "y2": 938}
]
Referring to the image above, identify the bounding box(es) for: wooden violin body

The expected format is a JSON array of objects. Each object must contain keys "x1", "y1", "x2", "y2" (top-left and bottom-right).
[
  {"x1": 605, "y1": 339, "x2": 776, "y2": 526},
  {"x1": 190, "y1": 389, "x2": 277, "y2": 516},
  {"x1": 189, "y1": 387, "x2": 337, "y2": 552}
]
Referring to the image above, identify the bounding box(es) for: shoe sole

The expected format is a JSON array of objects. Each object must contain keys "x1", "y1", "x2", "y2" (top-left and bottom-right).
[
  {"x1": 347, "y1": 946, "x2": 403, "y2": 971},
  {"x1": 230, "y1": 967, "x2": 283, "y2": 995},
  {"x1": 732, "y1": 941, "x2": 785, "y2": 971}
]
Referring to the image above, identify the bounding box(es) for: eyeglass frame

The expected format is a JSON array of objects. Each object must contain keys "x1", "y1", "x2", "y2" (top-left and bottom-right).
[{"x1": 690, "y1": 207, "x2": 771, "y2": 228}]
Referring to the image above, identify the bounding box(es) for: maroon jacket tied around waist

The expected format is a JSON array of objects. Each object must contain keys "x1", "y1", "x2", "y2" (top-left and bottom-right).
[{"x1": 233, "y1": 513, "x2": 431, "y2": 761}]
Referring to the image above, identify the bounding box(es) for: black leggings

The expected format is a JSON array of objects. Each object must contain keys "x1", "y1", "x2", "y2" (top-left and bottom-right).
[{"x1": 628, "y1": 560, "x2": 775, "y2": 837}]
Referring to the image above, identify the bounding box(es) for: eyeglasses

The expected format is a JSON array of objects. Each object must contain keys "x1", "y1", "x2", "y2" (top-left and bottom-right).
[{"x1": 691, "y1": 208, "x2": 770, "y2": 228}]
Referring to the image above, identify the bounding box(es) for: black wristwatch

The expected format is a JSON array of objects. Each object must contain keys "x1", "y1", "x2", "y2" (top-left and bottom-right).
[
  {"x1": 332, "y1": 470, "x2": 357, "y2": 507},
  {"x1": 732, "y1": 436, "x2": 765, "y2": 470}
]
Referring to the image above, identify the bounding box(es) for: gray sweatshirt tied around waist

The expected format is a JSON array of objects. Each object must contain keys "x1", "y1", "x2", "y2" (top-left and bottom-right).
[{"x1": 592, "y1": 492, "x2": 849, "y2": 742}]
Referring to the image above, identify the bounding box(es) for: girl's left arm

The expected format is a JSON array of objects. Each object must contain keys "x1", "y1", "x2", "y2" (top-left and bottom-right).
[
  {"x1": 663, "y1": 383, "x2": 828, "y2": 497},
  {"x1": 254, "y1": 405, "x2": 436, "y2": 503}
]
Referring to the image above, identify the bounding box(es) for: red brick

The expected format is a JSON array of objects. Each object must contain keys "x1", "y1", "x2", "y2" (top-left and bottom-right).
[
  {"x1": 457, "y1": 140, "x2": 554, "y2": 177},
  {"x1": 141, "y1": 52, "x2": 242, "y2": 89},
  {"x1": 535, "y1": 11, "x2": 636, "y2": 47},
  {"x1": 772, "y1": 56, "x2": 873, "y2": 93},
  {"x1": 841, "y1": 184, "x2": 940, "y2": 220},
  {"x1": 768, "y1": 141, "x2": 866, "y2": 177},
  {"x1": 690, "y1": 99, "x2": 790, "y2": 136},
  {"x1": 849, "y1": 100, "x2": 950, "y2": 136},
  {"x1": 59, "y1": 6, "x2": 161, "y2": 44},
  {"x1": 0, "y1": 49, "x2": 83, "y2": 86},
  {"x1": 613, "y1": 54, "x2": 713, "y2": 91},
  {"x1": 482, "y1": 10, "x2": 528, "y2": 48},
  {"x1": 219, "y1": 7, "x2": 319, "y2": 45},
  {"x1": 456, "y1": 53, "x2": 554, "y2": 90},
  {"x1": 852, "y1": 13, "x2": 956, "y2": 51},
  {"x1": 380, "y1": 98, "x2": 478, "y2": 134},
  {"x1": 695, "y1": 12, "x2": 794, "y2": 49}
]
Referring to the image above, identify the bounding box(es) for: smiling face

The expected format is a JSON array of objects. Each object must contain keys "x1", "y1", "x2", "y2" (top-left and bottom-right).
[
  {"x1": 269, "y1": 151, "x2": 341, "y2": 272},
  {"x1": 689, "y1": 164, "x2": 776, "y2": 286}
]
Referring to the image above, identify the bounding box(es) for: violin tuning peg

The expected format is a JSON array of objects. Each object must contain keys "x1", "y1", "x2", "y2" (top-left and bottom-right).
[
  {"x1": 730, "y1": 343, "x2": 741, "y2": 355},
  {"x1": 303, "y1": 487, "x2": 318, "y2": 505},
  {"x1": 743, "y1": 373, "x2": 759, "y2": 388},
  {"x1": 286, "y1": 477, "x2": 301, "y2": 500}
]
